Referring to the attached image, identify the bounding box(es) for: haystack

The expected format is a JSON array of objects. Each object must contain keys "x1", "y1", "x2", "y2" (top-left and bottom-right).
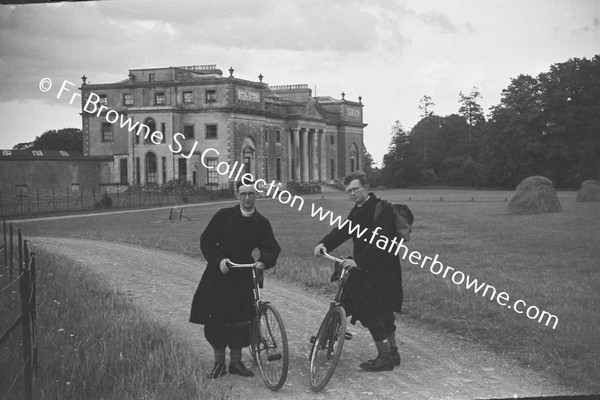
[
  {"x1": 508, "y1": 176, "x2": 562, "y2": 214},
  {"x1": 576, "y1": 180, "x2": 600, "y2": 202}
]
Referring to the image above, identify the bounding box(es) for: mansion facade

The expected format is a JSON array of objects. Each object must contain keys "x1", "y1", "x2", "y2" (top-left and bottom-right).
[{"x1": 81, "y1": 64, "x2": 366, "y2": 188}]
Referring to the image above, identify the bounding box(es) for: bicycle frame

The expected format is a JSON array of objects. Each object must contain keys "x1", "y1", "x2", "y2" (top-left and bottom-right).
[
  {"x1": 320, "y1": 251, "x2": 351, "y2": 308},
  {"x1": 227, "y1": 262, "x2": 262, "y2": 312}
]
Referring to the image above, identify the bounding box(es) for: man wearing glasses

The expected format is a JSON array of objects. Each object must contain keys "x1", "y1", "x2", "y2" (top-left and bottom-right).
[
  {"x1": 314, "y1": 171, "x2": 403, "y2": 372},
  {"x1": 190, "y1": 177, "x2": 281, "y2": 379}
]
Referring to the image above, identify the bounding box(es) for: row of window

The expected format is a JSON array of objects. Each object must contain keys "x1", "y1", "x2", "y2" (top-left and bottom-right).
[
  {"x1": 97, "y1": 89, "x2": 217, "y2": 107},
  {"x1": 101, "y1": 119, "x2": 218, "y2": 142}
]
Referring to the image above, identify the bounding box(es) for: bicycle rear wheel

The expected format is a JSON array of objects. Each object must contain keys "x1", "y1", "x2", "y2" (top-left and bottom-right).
[
  {"x1": 252, "y1": 303, "x2": 289, "y2": 391},
  {"x1": 309, "y1": 306, "x2": 347, "y2": 392}
]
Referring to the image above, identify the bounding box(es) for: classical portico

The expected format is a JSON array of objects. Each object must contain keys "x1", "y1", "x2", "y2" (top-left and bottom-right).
[{"x1": 287, "y1": 127, "x2": 327, "y2": 183}]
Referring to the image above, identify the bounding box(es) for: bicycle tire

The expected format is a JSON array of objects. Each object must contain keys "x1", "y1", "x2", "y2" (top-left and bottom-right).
[
  {"x1": 309, "y1": 306, "x2": 347, "y2": 392},
  {"x1": 252, "y1": 303, "x2": 289, "y2": 391}
]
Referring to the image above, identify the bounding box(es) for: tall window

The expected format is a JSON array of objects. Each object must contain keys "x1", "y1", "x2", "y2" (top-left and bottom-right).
[
  {"x1": 330, "y1": 134, "x2": 335, "y2": 145},
  {"x1": 135, "y1": 157, "x2": 141, "y2": 184},
  {"x1": 264, "y1": 129, "x2": 269, "y2": 143},
  {"x1": 264, "y1": 157, "x2": 269, "y2": 181},
  {"x1": 123, "y1": 93, "x2": 134, "y2": 106},
  {"x1": 205, "y1": 89, "x2": 216, "y2": 102},
  {"x1": 178, "y1": 158, "x2": 187, "y2": 183},
  {"x1": 101, "y1": 122, "x2": 113, "y2": 141},
  {"x1": 276, "y1": 157, "x2": 281, "y2": 181},
  {"x1": 331, "y1": 158, "x2": 335, "y2": 179},
  {"x1": 206, "y1": 158, "x2": 218, "y2": 185},
  {"x1": 184, "y1": 124, "x2": 194, "y2": 139},
  {"x1": 206, "y1": 124, "x2": 217, "y2": 139},
  {"x1": 162, "y1": 156, "x2": 167, "y2": 183},
  {"x1": 183, "y1": 91, "x2": 194, "y2": 103},
  {"x1": 148, "y1": 73, "x2": 155, "y2": 82},
  {"x1": 119, "y1": 159, "x2": 128, "y2": 184},
  {"x1": 276, "y1": 130, "x2": 281, "y2": 142},
  {"x1": 99, "y1": 94, "x2": 108, "y2": 106},
  {"x1": 155, "y1": 92, "x2": 165, "y2": 105},
  {"x1": 161, "y1": 122, "x2": 166, "y2": 143},
  {"x1": 146, "y1": 152, "x2": 157, "y2": 184}
]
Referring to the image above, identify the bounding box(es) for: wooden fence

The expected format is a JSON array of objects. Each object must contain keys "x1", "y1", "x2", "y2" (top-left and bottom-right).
[{"x1": 0, "y1": 221, "x2": 37, "y2": 400}]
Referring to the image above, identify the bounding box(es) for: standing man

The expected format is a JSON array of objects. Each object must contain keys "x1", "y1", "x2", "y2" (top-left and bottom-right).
[
  {"x1": 190, "y1": 178, "x2": 281, "y2": 379},
  {"x1": 314, "y1": 171, "x2": 403, "y2": 372}
]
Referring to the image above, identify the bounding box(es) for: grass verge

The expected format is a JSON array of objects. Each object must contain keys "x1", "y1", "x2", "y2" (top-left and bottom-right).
[
  {"x1": 13, "y1": 188, "x2": 600, "y2": 393},
  {"x1": 0, "y1": 248, "x2": 230, "y2": 400}
]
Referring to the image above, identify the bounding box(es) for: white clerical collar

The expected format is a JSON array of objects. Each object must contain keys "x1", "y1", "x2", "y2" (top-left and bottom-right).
[{"x1": 240, "y1": 207, "x2": 255, "y2": 217}]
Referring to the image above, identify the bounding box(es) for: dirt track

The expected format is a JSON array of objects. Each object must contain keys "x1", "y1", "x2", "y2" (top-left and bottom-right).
[{"x1": 30, "y1": 236, "x2": 579, "y2": 400}]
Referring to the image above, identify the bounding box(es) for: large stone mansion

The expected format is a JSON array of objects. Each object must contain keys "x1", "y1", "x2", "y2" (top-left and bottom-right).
[{"x1": 81, "y1": 64, "x2": 366, "y2": 187}]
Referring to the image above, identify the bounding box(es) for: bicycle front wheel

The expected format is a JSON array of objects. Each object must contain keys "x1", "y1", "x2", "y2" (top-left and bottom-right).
[
  {"x1": 309, "y1": 306, "x2": 347, "y2": 392},
  {"x1": 253, "y1": 303, "x2": 289, "y2": 391}
]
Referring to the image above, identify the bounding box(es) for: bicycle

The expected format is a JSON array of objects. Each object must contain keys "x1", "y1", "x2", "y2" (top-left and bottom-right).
[
  {"x1": 227, "y1": 261, "x2": 289, "y2": 391},
  {"x1": 308, "y1": 250, "x2": 353, "y2": 392}
]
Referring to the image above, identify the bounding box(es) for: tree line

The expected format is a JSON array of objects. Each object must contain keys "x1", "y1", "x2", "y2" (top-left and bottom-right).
[{"x1": 366, "y1": 55, "x2": 600, "y2": 189}]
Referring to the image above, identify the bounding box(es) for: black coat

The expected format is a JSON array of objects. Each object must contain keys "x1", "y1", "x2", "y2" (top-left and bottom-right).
[
  {"x1": 320, "y1": 194, "x2": 403, "y2": 324},
  {"x1": 189, "y1": 205, "x2": 281, "y2": 325}
]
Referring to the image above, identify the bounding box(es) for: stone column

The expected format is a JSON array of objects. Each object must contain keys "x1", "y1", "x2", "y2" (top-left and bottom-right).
[
  {"x1": 320, "y1": 130, "x2": 327, "y2": 181},
  {"x1": 293, "y1": 128, "x2": 300, "y2": 182},
  {"x1": 311, "y1": 129, "x2": 319, "y2": 182},
  {"x1": 287, "y1": 129, "x2": 293, "y2": 182},
  {"x1": 301, "y1": 129, "x2": 309, "y2": 183}
]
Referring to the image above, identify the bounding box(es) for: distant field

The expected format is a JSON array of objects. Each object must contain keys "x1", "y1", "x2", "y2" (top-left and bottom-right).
[{"x1": 13, "y1": 188, "x2": 600, "y2": 392}]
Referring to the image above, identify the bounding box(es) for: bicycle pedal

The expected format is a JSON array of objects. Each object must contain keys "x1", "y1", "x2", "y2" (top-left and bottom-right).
[
  {"x1": 344, "y1": 331, "x2": 353, "y2": 340},
  {"x1": 267, "y1": 353, "x2": 282, "y2": 361},
  {"x1": 309, "y1": 335, "x2": 317, "y2": 344}
]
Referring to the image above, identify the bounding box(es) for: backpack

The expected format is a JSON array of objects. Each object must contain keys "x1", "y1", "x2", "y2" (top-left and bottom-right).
[{"x1": 374, "y1": 200, "x2": 414, "y2": 242}]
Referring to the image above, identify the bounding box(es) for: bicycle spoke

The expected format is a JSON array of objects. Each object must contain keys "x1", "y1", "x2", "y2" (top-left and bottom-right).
[
  {"x1": 309, "y1": 306, "x2": 346, "y2": 392},
  {"x1": 254, "y1": 304, "x2": 289, "y2": 391}
]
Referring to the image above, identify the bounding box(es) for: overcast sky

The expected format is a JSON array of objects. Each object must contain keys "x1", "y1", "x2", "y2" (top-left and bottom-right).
[{"x1": 0, "y1": 0, "x2": 598, "y2": 166}]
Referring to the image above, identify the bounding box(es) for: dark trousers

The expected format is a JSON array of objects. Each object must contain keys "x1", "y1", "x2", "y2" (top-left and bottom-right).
[
  {"x1": 204, "y1": 317, "x2": 251, "y2": 349},
  {"x1": 364, "y1": 309, "x2": 396, "y2": 342}
]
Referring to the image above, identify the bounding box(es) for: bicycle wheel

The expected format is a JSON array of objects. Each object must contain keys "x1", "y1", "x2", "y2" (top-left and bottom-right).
[
  {"x1": 309, "y1": 306, "x2": 347, "y2": 392},
  {"x1": 252, "y1": 303, "x2": 289, "y2": 391}
]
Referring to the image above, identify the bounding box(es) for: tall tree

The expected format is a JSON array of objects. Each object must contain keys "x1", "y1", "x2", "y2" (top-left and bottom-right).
[
  {"x1": 458, "y1": 87, "x2": 485, "y2": 157},
  {"x1": 417, "y1": 95, "x2": 435, "y2": 164},
  {"x1": 13, "y1": 128, "x2": 83, "y2": 152}
]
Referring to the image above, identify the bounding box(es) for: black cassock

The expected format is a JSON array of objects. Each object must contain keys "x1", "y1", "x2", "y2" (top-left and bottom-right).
[{"x1": 189, "y1": 205, "x2": 281, "y2": 327}]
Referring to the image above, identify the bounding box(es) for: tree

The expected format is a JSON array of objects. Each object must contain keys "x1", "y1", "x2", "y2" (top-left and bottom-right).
[
  {"x1": 13, "y1": 128, "x2": 83, "y2": 152},
  {"x1": 381, "y1": 121, "x2": 410, "y2": 187},
  {"x1": 417, "y1": 95, "x2": 435, "y2": 164},
  {"x1": 458, "y1": 87, "x2": 485, "y2": 157}
]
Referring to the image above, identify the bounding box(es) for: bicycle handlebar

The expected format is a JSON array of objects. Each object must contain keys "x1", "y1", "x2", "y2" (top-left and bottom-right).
[
  {"x1": 227, "y1": 261, "x2": 257, "y2": 268},
  {"x1": 320, "y1": 250, "x2": 344, "y2": 263}
]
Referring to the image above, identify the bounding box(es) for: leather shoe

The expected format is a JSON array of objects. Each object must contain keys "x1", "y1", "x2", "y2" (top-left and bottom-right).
[
  {"x1": 229, "y1": 360, "x2": 255, "y2": 377},
  {"x1": 207, "y1": 362, "x2": 227, "y2": 379},
  {"x1": 359, "y1": 353, "x2": 394, "y2": 372},
  {"x1": 390, "y1": 346, "x2": 401, "y2": 366}
]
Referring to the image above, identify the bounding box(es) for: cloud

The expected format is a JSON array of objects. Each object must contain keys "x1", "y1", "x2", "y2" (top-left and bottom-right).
[{"x1": 571, "y1": 16, "x2": 600, "y2": 34}]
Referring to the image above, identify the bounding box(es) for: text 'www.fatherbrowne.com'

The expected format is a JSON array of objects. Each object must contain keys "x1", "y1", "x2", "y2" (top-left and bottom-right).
[{"x1": 309, "y1": 203, "x2": 559, "y2": 330}]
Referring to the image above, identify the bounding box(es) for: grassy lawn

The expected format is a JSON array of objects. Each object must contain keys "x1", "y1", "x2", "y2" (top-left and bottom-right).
[
  {"x1": 0, "y1": 248, "x2": 231, "y2": 399},
  {"x1": 11, "y1": 188, "x2": 600, "y2": 393}
]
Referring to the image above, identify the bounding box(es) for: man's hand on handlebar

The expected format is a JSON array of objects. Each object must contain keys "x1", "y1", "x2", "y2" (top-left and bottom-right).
[
  {"x1": 219, "y1": 258, "x2": 231, "y2": 274},
  {"x1": 314, "y1": 243, "x2": 327, "y2": 257},
  {"x1": 256, "y1": 261, "x2": 266, "y2": 271},
  {"x1": 339, "y1": 258, "x2": 358, "y2": 270}
]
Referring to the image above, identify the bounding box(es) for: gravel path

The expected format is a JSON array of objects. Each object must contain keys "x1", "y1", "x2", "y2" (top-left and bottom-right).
[{"x1": 29, "y1": 236, "x2": 579, "y2": 400}]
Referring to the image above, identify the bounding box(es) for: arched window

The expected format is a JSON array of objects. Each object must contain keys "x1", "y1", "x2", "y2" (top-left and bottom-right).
[
  {"x1": 146, "y1": 152, "x2": 157, "y2": 184},
  {"x1": 242, "y1": 136, "x2": 256, "y2": 175},
  {"x1": 143, "y1": 117, "x2": 156, "y2": 144},
  {"x1": 350, "y1": 143, "x2": 359, "y2": 173}
]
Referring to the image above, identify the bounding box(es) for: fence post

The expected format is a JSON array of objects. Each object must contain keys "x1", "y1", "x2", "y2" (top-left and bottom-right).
[
  {"x1": 20, "y1": 239, "x2": 33, "y2": 400},
  {"x1": 18, "y1": 229, "x2": 23, "y2": 273},
  {"x1": 9, "y1": 223, "x2": 13, "y2": 280},
  {"x1": 3, "y1": 219, "x2": 6, "y2": 270},
  {"x1": 30, "y1": 252, "x2": 37, "y2": 370}
]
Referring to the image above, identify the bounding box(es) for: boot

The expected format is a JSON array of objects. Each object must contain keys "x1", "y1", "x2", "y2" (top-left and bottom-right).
[
  {"x1": 359, "y1": 352, "x2": 394, "y2": 372},
  {"x1": 229, "y1": 360, "x2": 255, "y2": 377},
  {"x1": 390, "y1": 346, "x2": 401, "y2": 366}
]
